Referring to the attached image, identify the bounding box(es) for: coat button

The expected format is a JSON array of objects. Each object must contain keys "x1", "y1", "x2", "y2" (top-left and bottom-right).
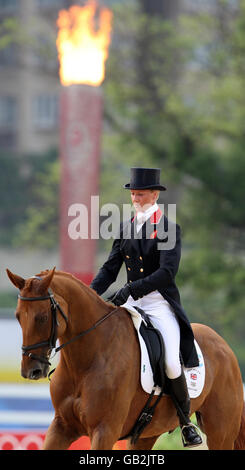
[
  {"x1": 126, "y1": 255, "x2": 130, "y2": 259},
  {"x1": 139, "y1": 256, "x2": 143, "y2": 261},
  {"x1": 140, "y1": 268, "x2": 144, "y2": 272},
  {"x1": 128, "y1": 267, "x2": 131, "y2": 271}
]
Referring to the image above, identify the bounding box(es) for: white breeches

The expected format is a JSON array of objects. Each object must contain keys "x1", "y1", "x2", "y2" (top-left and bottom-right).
[{"x1": 125, "y1": 290, "x2": 182, "y2": 379}]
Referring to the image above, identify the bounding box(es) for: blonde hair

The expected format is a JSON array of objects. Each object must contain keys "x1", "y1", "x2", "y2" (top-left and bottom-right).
[{"x1": 150, "y1": 189, "x2": 160, "y2": 201}]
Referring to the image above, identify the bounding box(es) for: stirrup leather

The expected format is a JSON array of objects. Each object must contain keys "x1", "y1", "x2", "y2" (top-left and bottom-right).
[{"x1": 180, "y1": 423, "x2": 203, "y2": 448}]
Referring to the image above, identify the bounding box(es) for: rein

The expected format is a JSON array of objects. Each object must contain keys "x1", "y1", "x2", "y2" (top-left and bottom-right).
[
  {"x1": 53, "y1": 307, "x2": 119, "y2": 354},
  {"x1": 18, "y1": 281, "x2": 119, "y2": 366}
]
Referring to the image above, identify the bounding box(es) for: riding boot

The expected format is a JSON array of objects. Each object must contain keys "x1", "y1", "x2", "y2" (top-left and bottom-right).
[{"x1": 169, "y1": 369, "x2": 202, "y2": 448}]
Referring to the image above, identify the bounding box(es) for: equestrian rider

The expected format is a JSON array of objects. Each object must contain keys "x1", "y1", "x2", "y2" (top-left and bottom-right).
[{"x1": 90, "y1": 167, "x2": 202, "y2": 447}]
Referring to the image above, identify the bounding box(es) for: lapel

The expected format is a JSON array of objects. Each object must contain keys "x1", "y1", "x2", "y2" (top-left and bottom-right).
[
  {"x1": 133, "y1": 207, "x2": 163, "y2": 240},
  {"x1": 149, "y1": 207, "x2": 163, "y2": 239},
  {"x1": 130, "y1": 207, "x2": 163, "y2": 246},
  {"x1": 121, "y1": 207, "x2": 163, "y2": 255},
  {"x1": 119, "y1": 216, "x2": 143, "y2": 256}
]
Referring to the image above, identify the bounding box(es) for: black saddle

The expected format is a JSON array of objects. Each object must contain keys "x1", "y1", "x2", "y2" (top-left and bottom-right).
[
  {"x1": 120, "y1": 306, "x2": 172, "y2": 444},
  {"x1": 133, "y1": 306, "x2": 167, "y2": 391}
]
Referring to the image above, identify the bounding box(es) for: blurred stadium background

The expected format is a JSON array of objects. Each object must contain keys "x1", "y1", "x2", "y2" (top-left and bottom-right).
[{"x1": 0, "y1": 0, "x2": 244, "y2": 450}]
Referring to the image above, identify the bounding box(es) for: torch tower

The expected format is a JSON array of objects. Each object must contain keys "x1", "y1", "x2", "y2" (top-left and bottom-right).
[{"x1": 56, "y1": 2, "x2": 112, "y2": 284}]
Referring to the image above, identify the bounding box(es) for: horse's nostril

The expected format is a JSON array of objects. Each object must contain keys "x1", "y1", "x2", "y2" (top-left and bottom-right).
[{"x1": 29, "y1": 368, "x2": 42, "y2": 380}]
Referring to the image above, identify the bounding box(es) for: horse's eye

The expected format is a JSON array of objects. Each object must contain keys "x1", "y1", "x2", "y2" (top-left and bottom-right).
[{"x1": 35, "y1": 314, "x2": 48, "y2": 324}]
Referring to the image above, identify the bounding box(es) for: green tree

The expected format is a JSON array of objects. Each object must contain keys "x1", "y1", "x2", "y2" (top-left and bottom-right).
[
  {"x1": 13, "y1": 157, "x2": 59, "y2": 249},
  {"x1": 0, "y1": 149, "x2": 58, "y2": 247},
  {"x1": 102, "y1": 0, "x2": 245, "y2": 373}
]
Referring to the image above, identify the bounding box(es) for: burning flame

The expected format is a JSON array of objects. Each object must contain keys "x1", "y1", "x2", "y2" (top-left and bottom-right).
[{"x1": 56, "y1": 1, "x2": 112, "y2": 87}]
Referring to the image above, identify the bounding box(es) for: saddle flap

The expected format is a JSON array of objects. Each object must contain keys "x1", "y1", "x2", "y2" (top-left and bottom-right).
[{"x1": 135, "y1": 307, "x2": 166, "y2": 389}]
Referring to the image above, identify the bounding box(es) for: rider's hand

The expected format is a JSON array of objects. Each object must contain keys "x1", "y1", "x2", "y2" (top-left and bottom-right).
[{"x1": 108, "y1": 284, "x2": 131, "y2": 306}]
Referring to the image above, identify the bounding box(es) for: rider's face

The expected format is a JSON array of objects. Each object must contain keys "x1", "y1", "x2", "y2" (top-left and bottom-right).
[{"x1": 130, "y1": 189, "x2": 158, "y2": 213}]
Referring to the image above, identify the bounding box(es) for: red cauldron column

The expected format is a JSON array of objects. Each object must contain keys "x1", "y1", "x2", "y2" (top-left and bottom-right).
[{"x1": 56, "y1": 2, "x2": 112, "y2": 284}]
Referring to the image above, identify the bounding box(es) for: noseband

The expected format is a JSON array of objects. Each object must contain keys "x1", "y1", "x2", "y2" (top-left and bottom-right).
[{"x1": 19, "y1": 281, "x2": 68, "y2": 366}]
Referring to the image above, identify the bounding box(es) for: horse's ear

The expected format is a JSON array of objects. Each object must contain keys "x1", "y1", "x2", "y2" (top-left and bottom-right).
[
  {"x1": 6, "y1": 269, "x2": 25, "y2": 290},
  {"x1": 37, "y1": 267, "x2": 56, "y2": 294}
]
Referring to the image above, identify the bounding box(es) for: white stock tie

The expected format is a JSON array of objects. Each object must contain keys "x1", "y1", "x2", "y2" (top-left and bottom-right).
[{"x1": 136, "y1": 212, "x2": 147, "y2": 225}]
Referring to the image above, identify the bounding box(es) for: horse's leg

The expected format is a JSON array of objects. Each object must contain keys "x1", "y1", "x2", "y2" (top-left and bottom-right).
[
  {"x1": 90, "y1": 425, "x2": 121, "y2": 450},
  {"x1": 126, "y1": 436, "x2": 159, "y2": 450},
  {"x1": 43, "y1": 416, "x2": 78, "y2": 450},
  {"x1": 205, "y1": 428, "x2": 234, "y2": 450},
  {"x1": 89, "y1": 401, "x2": 134, "y2": 450},
  {"x1": 199, "y1": 394, "x2": 241, "y2": 450}
]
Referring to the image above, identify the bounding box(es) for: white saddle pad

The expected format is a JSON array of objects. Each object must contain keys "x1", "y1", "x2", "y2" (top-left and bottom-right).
[{"x1": 123, "y1": 303, "x2": 205, "y2": 398}]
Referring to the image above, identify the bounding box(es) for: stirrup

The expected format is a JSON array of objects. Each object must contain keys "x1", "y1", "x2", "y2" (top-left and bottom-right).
[{"x1": 180, "y1": 423, "x2": 203, "y2": 448}]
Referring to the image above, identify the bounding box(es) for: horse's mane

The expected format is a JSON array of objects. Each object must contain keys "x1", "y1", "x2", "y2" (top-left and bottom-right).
[{"x1": 34, "y1": 269, "x2": 111, "y2": 308}]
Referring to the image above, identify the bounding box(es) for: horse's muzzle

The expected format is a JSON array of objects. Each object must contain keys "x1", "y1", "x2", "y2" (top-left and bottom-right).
[{"x1": 21, "y1": 358, "x2": 49, "y2": 380}]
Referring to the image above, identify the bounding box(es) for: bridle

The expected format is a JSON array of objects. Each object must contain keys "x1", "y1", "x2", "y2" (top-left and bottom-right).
[
  {"x1": 18, "y1": 277, "x2": 119, "y2": 367},
  {"x1": 19, "y1": 287, "x2": 68, "y2": 366}
]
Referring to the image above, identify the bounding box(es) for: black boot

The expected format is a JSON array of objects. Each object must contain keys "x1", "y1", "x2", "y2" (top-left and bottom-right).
[{"x1": 169, "y1": 370, "x2": 202, "y2": 448}]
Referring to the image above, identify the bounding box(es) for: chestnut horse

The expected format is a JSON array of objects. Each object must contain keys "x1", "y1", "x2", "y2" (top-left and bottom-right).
[{"x1": 6, "y1": 267, "x2": 245, "y2": 450}]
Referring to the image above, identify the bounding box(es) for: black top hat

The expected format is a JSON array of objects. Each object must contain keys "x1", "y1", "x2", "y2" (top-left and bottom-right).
[{"x1": 124, "y1": 167, "x2": 166, "y2": 191}]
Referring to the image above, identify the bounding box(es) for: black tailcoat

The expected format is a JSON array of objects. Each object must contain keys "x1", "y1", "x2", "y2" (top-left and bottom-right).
[{"x1": 91, "y1": 208, "x2": 199, "y2": 368}]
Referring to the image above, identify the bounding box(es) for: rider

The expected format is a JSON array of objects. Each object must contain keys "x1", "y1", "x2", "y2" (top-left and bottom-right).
[{"x1": 90, "y1": 167, "x2": 202, "y2": 447}]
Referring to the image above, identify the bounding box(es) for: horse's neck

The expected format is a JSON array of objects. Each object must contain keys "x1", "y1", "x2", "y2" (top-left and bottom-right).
[
  {"x1": 52, "y1": 273, "x2": 108, "y2": 330},
  {"x1": 51, "y1": 274, "x2": 112, "y2": 369}
]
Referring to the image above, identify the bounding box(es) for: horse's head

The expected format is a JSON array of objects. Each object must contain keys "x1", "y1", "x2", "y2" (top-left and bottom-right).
[{"x1": 6, "y1": 267, "x2": 59, "y2": 380}]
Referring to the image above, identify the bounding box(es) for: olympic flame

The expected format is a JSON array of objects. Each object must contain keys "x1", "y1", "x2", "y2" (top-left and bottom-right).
[{"x1": 56, "y1": 1, "x2": 112, "y2": 87}]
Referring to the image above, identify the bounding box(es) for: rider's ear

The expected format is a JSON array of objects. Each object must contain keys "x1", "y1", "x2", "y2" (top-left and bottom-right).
[
  {"x1": 37, "y1": 267, "x2": 56, "y2": 294},
  {"x1": 6, "y1": 269, "x2": 25, "y2": 290}
]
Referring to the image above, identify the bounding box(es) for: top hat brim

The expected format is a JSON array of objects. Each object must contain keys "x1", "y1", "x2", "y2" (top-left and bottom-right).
[{"x1": 124, "y1": 183, "x2": 166, "y2": 191}]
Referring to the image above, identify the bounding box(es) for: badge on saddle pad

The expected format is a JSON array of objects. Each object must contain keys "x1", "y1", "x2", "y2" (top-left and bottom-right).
[{"x1": 183, "y1": 341, "x2": 205, "y2": 399}]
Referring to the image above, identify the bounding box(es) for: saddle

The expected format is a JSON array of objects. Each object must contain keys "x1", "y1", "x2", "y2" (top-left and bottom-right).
[
  {"x1": 121, "y1": 305, "x2": 204, "y2": 444},
  {"x1": 121, "y1": 306, "x2": 169, "y2": 444},
  {"x1": 133, "y1": 306, "x2": 167, "y2": 392}
]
